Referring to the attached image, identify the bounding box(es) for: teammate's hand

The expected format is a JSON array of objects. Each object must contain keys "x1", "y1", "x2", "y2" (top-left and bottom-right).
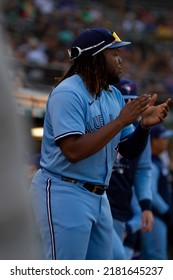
[
  {"x1": 141, "y1": 210, "x2": 154, "y2": 232},
  {"x1": 140, "y1": 94, "x2": 171, "y2": 129}
]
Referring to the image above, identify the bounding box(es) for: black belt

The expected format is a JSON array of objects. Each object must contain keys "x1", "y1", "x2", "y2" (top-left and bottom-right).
[{"x1": 62, "y1": 176, "x2": 106, "y2": 195}]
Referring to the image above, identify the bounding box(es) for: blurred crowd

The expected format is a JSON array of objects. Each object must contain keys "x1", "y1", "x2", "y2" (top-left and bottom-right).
[
  {"x1": 2, "y1": 0, "x2": 173, "y2": 164},
  {"x1": 1, "y1": 0, "x2": 173, "y2": 101}
]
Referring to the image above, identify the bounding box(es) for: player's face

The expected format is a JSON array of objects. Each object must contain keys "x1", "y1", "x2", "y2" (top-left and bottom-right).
[{"x1": 103, "y1": 48, "x2": 123, "y2": 84}]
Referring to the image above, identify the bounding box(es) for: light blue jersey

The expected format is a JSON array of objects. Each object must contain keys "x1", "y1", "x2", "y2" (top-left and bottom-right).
[{"x1": 40, "y1": 74, "x2": 134, "y2": 186}]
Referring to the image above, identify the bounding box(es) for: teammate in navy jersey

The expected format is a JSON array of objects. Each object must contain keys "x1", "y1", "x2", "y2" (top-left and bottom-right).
[
  {"x1": 30, "y1": 27, "x2": 171, "y2": 260},
  {"x1": 106, "y1": 79, "x2": 154, "y2": 260}
]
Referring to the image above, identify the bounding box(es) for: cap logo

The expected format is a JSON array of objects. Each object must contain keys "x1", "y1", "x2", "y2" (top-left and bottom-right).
[{"x1": 112, "y1": 32, "x2": 121, "y2": 42}]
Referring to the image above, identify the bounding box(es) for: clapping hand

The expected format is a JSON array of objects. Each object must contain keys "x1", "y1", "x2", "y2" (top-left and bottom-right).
[{"x1": 140, "y1": 94, "x2": 171, "y2": 129}]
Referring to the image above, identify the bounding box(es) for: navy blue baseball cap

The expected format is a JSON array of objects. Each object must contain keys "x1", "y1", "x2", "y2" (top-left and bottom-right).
[
  {"x1": 150, "y1": 124, "x2": 173, "y2": 139},
  {"x1": 68, "y1": 27, "x2": 131, "y2": 60},
  {"x1": 116, "y1": 78, "x2": 138, "y2": 100}
]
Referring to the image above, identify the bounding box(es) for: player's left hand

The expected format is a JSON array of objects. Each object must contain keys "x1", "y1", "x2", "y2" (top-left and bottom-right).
[{"x1": 140, "y1": 94, "x2": 171, "y2": 129}]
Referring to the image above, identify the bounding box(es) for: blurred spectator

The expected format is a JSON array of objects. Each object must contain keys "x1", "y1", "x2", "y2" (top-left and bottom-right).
[
  {"x1": 25, "y1": 37, "x2": 48, "y2": 65},
  {"x1": 34, "y1": 0, "x2": 54, "y2": 15}
]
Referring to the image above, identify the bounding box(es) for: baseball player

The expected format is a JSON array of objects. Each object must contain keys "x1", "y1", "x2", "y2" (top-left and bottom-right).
[
  {"x1": 30, "y1": 27, "x2": 171, "y2": 260},
  {"x1": 140, "y1": 124, "x2": 173, "y2": 259},
  {"x1": 106, "y1": 79, "x2": 153, "y2": 260}
]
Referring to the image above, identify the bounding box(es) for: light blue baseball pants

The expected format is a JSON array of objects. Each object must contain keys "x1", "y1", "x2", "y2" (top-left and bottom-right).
[{"x1": 30, "y1": 169, "x2": 114, "y2": 260}]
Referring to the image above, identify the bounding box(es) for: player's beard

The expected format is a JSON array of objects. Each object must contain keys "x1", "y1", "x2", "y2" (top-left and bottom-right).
[{"x1": 107, "y1": 72, "x2": 120, "y2": 85}]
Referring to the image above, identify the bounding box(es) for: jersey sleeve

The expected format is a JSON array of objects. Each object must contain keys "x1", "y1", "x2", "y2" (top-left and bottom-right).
[
  {"x1": 151, "y1": 163, "x2": 170, "y2": 214},
  {"x1": 48, "y1": 89, "x2": 86, "y2": 142},
  {"x1": 134, "y1": 139, "x2": 152, "y2": 203},
  {"x1": 126, "y1": 187, "x2": 142, "y2": 234}
]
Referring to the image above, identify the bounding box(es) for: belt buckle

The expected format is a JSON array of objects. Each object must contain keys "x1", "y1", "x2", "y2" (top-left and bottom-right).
[
  {"x1": 92, "y1": 185, "x2": 104, "y2": 194},
  {"x1": 92, "y1": 186, "x2": 99, "y2": 193}
]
